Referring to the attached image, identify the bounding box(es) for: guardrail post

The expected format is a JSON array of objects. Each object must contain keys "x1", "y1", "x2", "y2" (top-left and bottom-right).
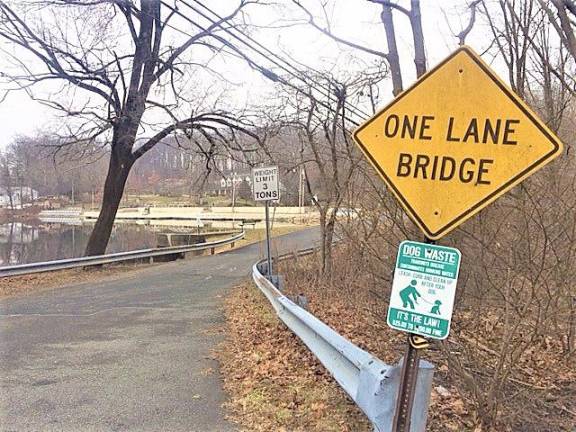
[
  {"x1": 295, "y1": 294, "x2": 308, "y2": 309},
  {"x1": 210, "y1": 247, "x2": 215, "y2": 255},
  {"x1": 357, "y1": 359, "x2": 433, "y2": 432}
]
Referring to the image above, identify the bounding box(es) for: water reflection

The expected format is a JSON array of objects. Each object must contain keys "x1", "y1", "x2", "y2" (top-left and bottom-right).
[
  {"x1": 0, "y1": 217, "x2": 249, "y2": 267},
  {"x1": 0, "y1": 222, "x2": 157, "y2": 266}
]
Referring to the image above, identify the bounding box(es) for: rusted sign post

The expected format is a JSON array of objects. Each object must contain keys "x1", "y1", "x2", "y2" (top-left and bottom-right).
[{"x1": 394, "y1": 334, "x2": 429, "y2": 432}]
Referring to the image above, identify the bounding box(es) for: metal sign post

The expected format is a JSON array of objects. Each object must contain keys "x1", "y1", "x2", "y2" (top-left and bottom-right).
[
  {"x1": 389, "y1": 239, "x2": 460, "y2": 431},
  {"x1": 252, "y1": 166, "x2": 279, "y2": 280},
  {"x1": 264, "y1": 200, "x2": 273, "y2": 278},
  {"x1": 387, "y1": 240, "x2": 461, "y2": 339},
  {"x1": 388, "y1": 239, "x2": 461, "y2": 432},
  {"x1": 393, "y1": 334, "x2": 429, "y2": 432}
]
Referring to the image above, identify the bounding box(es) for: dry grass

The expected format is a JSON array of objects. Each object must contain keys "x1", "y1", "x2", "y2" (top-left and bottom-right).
[
  {"x1": 0, "y1": 263, "x2": 156, "y2": 299},
  {"x1": 217, "y1": 281, "x2": 371, "y2": 432},
  {"x1": 216, "y1": 245, "x2": 576, "y2": 431},
  {"x1": 232, "y1": 226, "x2": 311, "y2": 250}
]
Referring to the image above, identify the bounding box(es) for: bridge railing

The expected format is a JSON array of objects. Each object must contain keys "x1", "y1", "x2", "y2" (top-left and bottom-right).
[
  {"x1": 252, "y1": 248, "x2": 434, "y2": 432},
  {"x1": 0, "y1": 231, "x2": 245, "y2": 278}
]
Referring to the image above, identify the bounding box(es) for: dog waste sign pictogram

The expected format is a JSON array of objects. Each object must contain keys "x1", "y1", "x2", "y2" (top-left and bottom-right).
[
  {"x1": 388, "y1": 241, "x2": 461, "y2": 340},
  {"x1": 353, "y1": 46, "x2": 564, "y2": 239}
]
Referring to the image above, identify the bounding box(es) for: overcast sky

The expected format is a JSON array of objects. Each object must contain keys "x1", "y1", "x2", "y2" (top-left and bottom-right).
[{"x1": 0, "y1": 0, "x2": 494, "y2": 148}]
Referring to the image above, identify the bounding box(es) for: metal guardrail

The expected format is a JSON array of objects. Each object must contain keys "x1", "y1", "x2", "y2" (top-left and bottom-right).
[
  {"x1": 252, "y1": 248, "x2": 434, "y2": 432},
  {"x1": 0, "y1": 231, "x2": 245, "y2": 278}
]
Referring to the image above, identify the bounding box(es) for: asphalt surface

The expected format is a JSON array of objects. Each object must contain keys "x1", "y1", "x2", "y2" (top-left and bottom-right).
[{"x1": 0, "y1": 227, "x2": 320, "y2": 432}]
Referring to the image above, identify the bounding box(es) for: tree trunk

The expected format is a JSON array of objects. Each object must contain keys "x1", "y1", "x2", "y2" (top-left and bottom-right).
[
  {"x1": 317, "y1": 206, "x2": 337, "y2": 276},
  {"x1": 7, "y1": 189, "x2": 14, "y2": 211},
  {"x1": 410, "y1": 0, "x2": 427, "y2": 78},
  {"x1": 550, "y1": 0, "x2": 576, "y2": 63},
  {"x1": 324, "y1": 210, "x2": 337, "y2": 276},
  {"x1": 3, "y1": 222, "x2": 14, "y2": 264},
  {"x1": 84, "y1": 149, "x2": 133, "y2": 256},
  {"x1": 380, "y1": 4, "x2": 403, "y2": 95},
  {"x1": 319, "y1": 208, "x2": 327, "y2": 274}
]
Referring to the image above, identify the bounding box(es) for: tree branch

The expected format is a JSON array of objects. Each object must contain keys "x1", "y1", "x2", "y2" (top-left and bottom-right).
[
  {"x1": 131, "y1": 112, "x2": 261, "y2": 160},
  {"x1": 367, "y1": 0, "x2": 410, "y2": 17},
  {"x1": 458, "y1": 0, "x2": 483, "y2": 46},
  {"x1": 153, "y1": 0, "x2": 249, "y2": 81},
  {"x1": 291, "y1": 0, "x2": 388, "y2": 58}
]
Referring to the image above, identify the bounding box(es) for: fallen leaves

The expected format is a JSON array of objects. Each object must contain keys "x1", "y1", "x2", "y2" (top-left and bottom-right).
[
  {"x1": 0, "y1": 264, "x2": 153, "y2": 299},
  {"x1": 216, "y1": 282, "x2": 371, "y2": 432},
  {"x1": 217, "y1": 247, "x2": 576, "y2": 431},
  {"x1": 279, "y1": 250, "x2": 576, "y2": 431}
]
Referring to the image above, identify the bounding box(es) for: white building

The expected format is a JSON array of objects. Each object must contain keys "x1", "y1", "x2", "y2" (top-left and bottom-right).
[{"x1": 0, "y1": 187, "x2": 39, "y2": 208}]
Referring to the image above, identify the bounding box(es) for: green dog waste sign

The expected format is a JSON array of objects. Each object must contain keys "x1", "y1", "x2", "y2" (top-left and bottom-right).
[{"x1": 387, "y1": 241, "x2": 461, "y2": 340}]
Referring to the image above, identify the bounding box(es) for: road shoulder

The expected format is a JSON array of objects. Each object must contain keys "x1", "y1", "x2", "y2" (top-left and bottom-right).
[{"x1": 216, "y1": 281, "x2": 370, "y2": 431}]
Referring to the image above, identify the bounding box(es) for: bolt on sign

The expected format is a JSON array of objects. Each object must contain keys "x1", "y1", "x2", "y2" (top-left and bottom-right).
[
  {"x1": 388, "y1": 241, "x2": 461, "y2": 340},
  {"x1": 252, "y1": 166, "x2": 279, "y2": 201},
  {"x1": 353, "y1": 46, "x2": 564, "y2": 240}
]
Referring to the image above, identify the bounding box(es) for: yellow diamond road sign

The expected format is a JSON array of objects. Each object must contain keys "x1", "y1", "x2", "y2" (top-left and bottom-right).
[{"x1": 353, "y1": 46, "x2": 564, "y2": 240}]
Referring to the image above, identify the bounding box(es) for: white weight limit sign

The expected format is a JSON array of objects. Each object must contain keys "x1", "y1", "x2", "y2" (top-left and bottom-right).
[{"x1": 252, "y1": 166, "x2": 279, "y2": 201}]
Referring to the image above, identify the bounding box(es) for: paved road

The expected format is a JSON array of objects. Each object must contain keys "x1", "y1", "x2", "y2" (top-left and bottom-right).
[{"x1": 0, "y1": 228, "x2": 319, "y2": 432}]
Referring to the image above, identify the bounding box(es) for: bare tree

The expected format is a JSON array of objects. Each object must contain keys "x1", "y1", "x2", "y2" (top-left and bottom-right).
[
  {"x1": 540, "y1": 0, "x2": 576, "y2": 62},
  {"x1": 481, "y1": 0, "x2": 575, "y2": 137},
  {"x1": 292, "y1": 0, "x2": 426, "y2": 93},
  {"x1": 0, "y1": 152, "x2": 14, "y2": 210},
  {"x1": 0, "y1": 0, "x2": 268, "y2": 255},
  {"x1": 280, "y1": 73, "x2": 380, "y2": 274},
  {"x1": 457, "y1": 1, "x2": 483, "y2": 46}
]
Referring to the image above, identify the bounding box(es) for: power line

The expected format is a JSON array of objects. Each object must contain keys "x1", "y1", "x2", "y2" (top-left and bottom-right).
[
  {"x1": 161, "y1": 0, "x2": 362, "y2": 125},
  {"x1": 130, "y1": 1, "x2": 364, "y2": 126},
  {"x1": 179, "y1": 0, "x2": 373, "y2": 122},
  {"x1": 183, "y1": 0, "x2": 372, "y2": 120},
  {"x1": 157, "y1": 0, "x2": 364, "y2": 126}
]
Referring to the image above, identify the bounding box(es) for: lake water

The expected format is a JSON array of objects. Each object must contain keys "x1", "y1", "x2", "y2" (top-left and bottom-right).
[{"x1": 0, "y1": 221, "x2": 217, "y2": 266}]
